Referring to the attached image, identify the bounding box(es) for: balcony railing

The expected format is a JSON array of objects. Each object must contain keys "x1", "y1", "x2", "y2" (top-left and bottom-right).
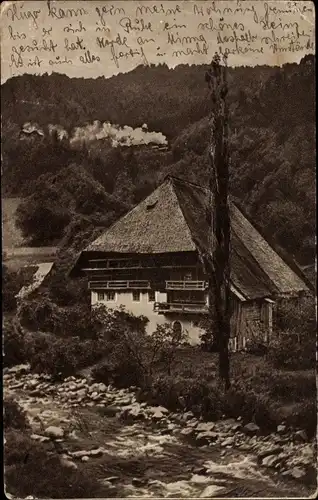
[
  {"x1": 154, "y1": 301, "x2": 208, "y2": 314},
  {"x1": 89, "y1": 280, "x2": 151, "y2": 290},
  {"x1": 165, "y1": 280, "x2": 207, "y2": 290}
]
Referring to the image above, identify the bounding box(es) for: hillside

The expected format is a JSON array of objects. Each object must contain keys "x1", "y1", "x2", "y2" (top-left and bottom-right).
[
  {"x1": 1, "y1": 55, "x2": 315, "y2": 265},
  {"x1": 2, "y1": 198, "x2": 25, "y2": 248}
]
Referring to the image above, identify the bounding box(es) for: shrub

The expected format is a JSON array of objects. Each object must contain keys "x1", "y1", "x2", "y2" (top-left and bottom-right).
[
  {"x1": 4, "y1": 399, "x2": 30, "y2": 431},
  {"x1": 17, "y1": 297, "x2": 62, "y2": 333},
  {"x1": 268, "y1": 371, "x2": 316, "y2": 402},
  {"x1": 267, "y1": 334, "x2": 316, "y2": 370},
  {"x1": 2, "y1": 265, "x2": 37, "y2": 313},
  {"x1": 3, "y1": 319, "x2": 27, "y2": 367},
  {"x1": 26, "y1": 334, "x2": 109, "y2": 380},
  {"x1": 93, "y1": 320, "x2": 187, "y2": 389},
  {"x1": 5, "y1": 430, "x2": 112, "y2": 498}
]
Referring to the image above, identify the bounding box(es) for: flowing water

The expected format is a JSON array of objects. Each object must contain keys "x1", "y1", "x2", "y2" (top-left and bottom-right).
[{"x1": 4, "y1": 369, "x2": 316, "y2": 498}]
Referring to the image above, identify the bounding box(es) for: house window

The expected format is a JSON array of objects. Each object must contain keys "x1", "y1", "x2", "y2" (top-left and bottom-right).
[
  {"x1": 106, "y1": 291, "x2": 116, "y2": 302},
  {"x1": 97, "y1": 292, "x2": 105, "y2": 301},
  {"x1": 148, "y1": 290, "x2": 155, "y2": 302},
  {"x1": 184, "y1": 272, "x2": 193, "y2": 281},
  {"x1": 132, "y1": 291, "x2": 141, "y2": 302}
]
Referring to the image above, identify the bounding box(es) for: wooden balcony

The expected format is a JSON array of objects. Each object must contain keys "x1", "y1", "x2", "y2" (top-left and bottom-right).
[
  {"x1": 89, "y1": 280, "x2": 151, "y2": 290},
  {"x1": 154, "y1": 301, "x2": 208, "y2": 314},
  {"x1": 165, "y1": 280, "x2": 207, "y2": 290}
]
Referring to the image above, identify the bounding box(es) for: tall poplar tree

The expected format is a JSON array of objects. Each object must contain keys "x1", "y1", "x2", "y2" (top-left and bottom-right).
[{"x1": 204, "y1": 53, "x2": 231, "y2": 389}]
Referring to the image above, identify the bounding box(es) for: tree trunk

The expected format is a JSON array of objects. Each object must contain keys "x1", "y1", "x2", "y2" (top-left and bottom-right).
[{"x1": 205, "y1": 53, "x2": 231, "y2": 390}]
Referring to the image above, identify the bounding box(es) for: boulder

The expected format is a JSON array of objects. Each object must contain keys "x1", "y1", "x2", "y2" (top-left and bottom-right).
[
  {"x1": 262, "y1": 455, "x2": 282, "y2": 468},
  {"x1": 44, "y1": 426, "x2": 64, "y2": 439},
  {"x1": 294, "y1": 430, "x2": 308, "y2": 442},
  {"x1": 180, "y1": 427, "x2": 195, "y2": 438},
  {"x1": 196, "y1": 422, "x2": 215, "y2": 433},
  {"x1": 90, "y1": 448, "x2": 104, "y2": 457},
  {"x1": 132, "y1": 477, "x2": 148, "y2": 487},
  {"x1": 104, "y1": 476, "x2": 120, "y2": 484},
  {"x1": 242, "y1": 422, "x2": 260, "y2": 436},
  {"x1": 81, "y1": 456, "x2": 90, "y2": 462},
  {"x1": 98, "y1": 383, "x2": 107, "y2": 392},
  {"x1": 196, "y1": 431, "x2": 218, "y2": 446},
  {"x1": 76, "y1": 388, "x2": 87, "y2": 398},
  {"x1": 258, "y1": 446, "x2": 283, "y2": 462},
  {"x1": 277, "y1": 424, "x2": 287, "y2": 434},
  {"x1": 287, "y1": 467, "x2": 307, "y2": 479},
  {"x1": 61, "y1": 457, "x2": 78, "y2": 469},
  {"x1": 221, "y1": 437, "x2": 235, "y2": 447},
  {"x1": 200, "y1": 485, "x2": 226, "y2": 497}
]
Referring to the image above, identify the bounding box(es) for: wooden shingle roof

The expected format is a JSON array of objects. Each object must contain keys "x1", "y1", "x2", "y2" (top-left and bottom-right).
[{"x1": 80, "y1": 176, "x2": 310, "y2": 299}]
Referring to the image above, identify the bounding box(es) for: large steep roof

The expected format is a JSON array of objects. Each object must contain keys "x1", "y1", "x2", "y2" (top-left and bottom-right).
[{"x1": 81, "y1": 176, "x2": 310, "y2": 299}]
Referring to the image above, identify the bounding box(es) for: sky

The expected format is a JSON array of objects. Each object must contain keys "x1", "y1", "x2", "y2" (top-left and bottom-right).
[{"x1": 0, "y1": 0, "x2": 316, "y2": 83}]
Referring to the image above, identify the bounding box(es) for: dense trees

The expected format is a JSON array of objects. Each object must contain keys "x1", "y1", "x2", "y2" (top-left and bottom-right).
[
  {"x1": 15, "y1": 165, "x2": 128, "y2": 247},
  {"x1": 1, "y1": 55, "x2": 315, "y2": 265}
]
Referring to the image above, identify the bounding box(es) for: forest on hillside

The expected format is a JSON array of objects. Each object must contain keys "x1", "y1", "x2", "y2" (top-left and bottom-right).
[{"x1": 1, "y1": 54, "x2": 315, "y2": 266}]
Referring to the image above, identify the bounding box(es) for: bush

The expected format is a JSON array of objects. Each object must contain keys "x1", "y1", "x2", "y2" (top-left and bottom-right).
[
  {"x1": 268, "y1": 296, "x2": 316, "y2": 370},
  {"x1": 3, "y1": 319, "x2": 27, "y2": 367},
  {"x1": 268, "y1": 334, "x2": 316, "y2": 370},
  {"x1": 26, "y1": 334, "x2": 109, "y2": 380},
  {"x1": 2, "y1": 265, "x2": 37, "y2": 313},
  {"x1": 4, "y1": 399, "x2": 30, "y2": 431},
  {"x1": 5, "y1": 430, "x2": 112, "y2": 498},
  {"x1": 93, "y1": 321, "x2": 187, "y2": 389},
  {"x1": 17, "y1": 297, "x2": 62, "y2": 333}
]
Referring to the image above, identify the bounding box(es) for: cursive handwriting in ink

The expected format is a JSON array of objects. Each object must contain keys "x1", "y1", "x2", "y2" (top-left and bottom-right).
[
  {"x1": 110, "y1": 45, "x2": 149, "y2": 68},
  {"x1": 12, "y1": 39, "x2": 58, "y2": 58},
  {"x1": 64, "y1": 21, "x2": 86, "y2": 34},
  {"x1": 119, "y1": 17, "x2": 153, "y2": 35},
  {"x1": 79, "y1": 50, "x2": 101, "y2": 64},
  {"x1": 49, "y1": 55, "x2": 73, "y2": 66},
  {"x1": 95, "y1": 5, "x2": 126, "y2": 26},
  {"x1": 64, "y1": 36, "x2": 86, "y2": 51},
  {"x1": 6, "y1": 3, "x2": 41, "y2": 29},
  {"x1": 47, "y1": 0, "x2": 88, "y2": 20},
  {"x1": 8, "y1": 26, "x2": 26, "y2": 41},
  {"x1": 96, "y1": 34, "x2": 129, "y2": 50}
]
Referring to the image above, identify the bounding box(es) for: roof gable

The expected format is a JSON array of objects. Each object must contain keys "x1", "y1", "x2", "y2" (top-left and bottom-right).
[{"x1": 86, "y1": 180, "x2": 196, "y2": 253}]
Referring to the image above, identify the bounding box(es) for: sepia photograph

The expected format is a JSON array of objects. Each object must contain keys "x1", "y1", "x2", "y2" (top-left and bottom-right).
[{"x1": 2, "y1": 1, "x2": 317, "y2": 498}]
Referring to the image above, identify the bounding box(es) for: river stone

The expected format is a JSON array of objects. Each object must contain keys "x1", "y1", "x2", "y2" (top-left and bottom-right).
[
  {"x1": 132, "y1": 477, "x2": 148, "y2": 487},
  {"x1": 277, "y1": 424, "x2": 287, "y2": 434},
  {"x1": 288, "y1": 467, "x2": 307, "y2": 479},
  {"x1": 44, "y1": 426, "x2": 64, "y2": 439},
  {"x1": 97, "y1": 383, "x2": 107, "y2": 392},
  {"x1": 196, "y1": 422, "x2": 215, "y2": 433},
  {"x1": 190, "y1": 474, "x2": 211, "y2": 484},
  {"x1": 104, "y1": 476, "x2": 120, "y2": 483},
  {"x1": 81, "y1": 456, "x2": 90, "y2": 462},
  {"x1": 243, "y1": 422, "x2": 260, "y2": 436},
  {"x1": 77, "y1": 388, "x2": 87, "y2": 397},
  {"x1": 200, "y1": 485, "x2": 226, "y2": 497},
  {"x1": 258, "y1": 446, "x2": 283, "y2": 462},
  {"x1": 196, "y1": 431, "x2": 218, "y2": 446},
  {"x1": 61, "y1": 457, "x2": 78, "y2": 469},
  {"x1": 221, "y1": 436, "x2": 235, "y2": 447},
  {"x1": 180, "y1": 427, "x2": 195, "y2": 437},
  {"x1": 262, "y1": 454, "x2": 282, "y2": 468},
  {"x1": 90, "y1": 447, "x2": 104, "y2": 457},
  {"x1": 294, "y1": 430, "x2": 308, "y2": 442}
]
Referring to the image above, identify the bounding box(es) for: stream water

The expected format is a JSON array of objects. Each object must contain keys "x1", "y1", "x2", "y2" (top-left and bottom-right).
[{"x1": 4, "y1": 367, "x2": 316, "y2": 498}]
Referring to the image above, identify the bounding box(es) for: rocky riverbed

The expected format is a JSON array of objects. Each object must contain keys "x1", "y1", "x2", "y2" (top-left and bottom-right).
[{"x1": 4, "y1": 364, "x2": 317, "y2": 498}]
